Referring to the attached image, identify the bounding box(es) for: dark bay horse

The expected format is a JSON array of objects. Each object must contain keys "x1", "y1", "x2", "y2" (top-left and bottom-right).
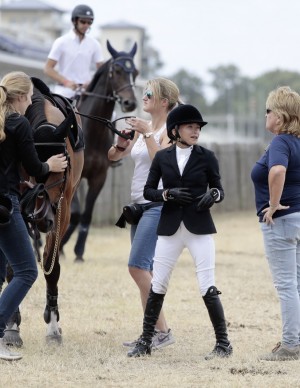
[
  {"x1": 4, "y1": 80, "x2": 84, "y2": 345},
  {"x1": 60, "y1": 40, "x2": 138, "y2": 261}
]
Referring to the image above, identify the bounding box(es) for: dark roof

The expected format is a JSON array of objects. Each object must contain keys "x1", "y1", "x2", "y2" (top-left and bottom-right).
[
  {"x1": 0, "y1": 31, "x2": 49, "y2": 60},
  {"x1": 0, "y1": 0, "x2": 64, "y2": 12}
]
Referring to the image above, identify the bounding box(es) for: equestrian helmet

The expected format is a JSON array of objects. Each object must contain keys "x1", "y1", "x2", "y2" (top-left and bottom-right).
[
  {"x1": 167, "y1": 104, "x2": 208, "y2": 141},
  {"x1": 71, "y1": 4, "x2": 94, "y2": 21}
]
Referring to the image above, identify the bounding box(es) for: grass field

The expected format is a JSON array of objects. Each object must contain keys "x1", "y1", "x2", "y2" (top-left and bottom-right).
[{"x1": 1, "y1": 211, "x2": 300, "y2": 387}]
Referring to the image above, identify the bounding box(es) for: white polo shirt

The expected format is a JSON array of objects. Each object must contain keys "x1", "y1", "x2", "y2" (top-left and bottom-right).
[{"x1": 48, "y1": 29, "x2": 103, "y2": 98}]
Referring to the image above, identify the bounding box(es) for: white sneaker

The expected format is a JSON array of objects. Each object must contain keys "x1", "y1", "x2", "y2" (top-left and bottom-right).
[
  {"x1": 0, "y1": 338, "x2": 22, "y2": 361},
  {"x1": 152, "y1": 329, "x2": 175, "y2": 350},
  {"x1": 123, "y1": 329, "x2": 176, "y2": 350}
]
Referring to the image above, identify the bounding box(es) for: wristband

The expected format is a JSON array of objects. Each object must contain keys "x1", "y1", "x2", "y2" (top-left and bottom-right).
[{"x1": 143, "y1": 132, "x2": 153, "y2": 139}]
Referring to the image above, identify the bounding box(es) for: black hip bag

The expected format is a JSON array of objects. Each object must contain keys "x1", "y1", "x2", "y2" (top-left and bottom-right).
[{"x1": 116, "y1": 202, "x2": 163, "y2": 228}]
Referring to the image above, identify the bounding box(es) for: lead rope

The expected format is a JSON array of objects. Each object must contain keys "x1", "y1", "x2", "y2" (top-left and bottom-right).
[{"x1": 40, "y1": 193, "x2": 64, "y2": 275}]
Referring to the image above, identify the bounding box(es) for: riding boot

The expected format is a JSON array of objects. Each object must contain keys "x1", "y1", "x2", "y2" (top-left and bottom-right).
[
  {"x1": 203, "y1": 286, "x2": 232, "y2": 360},
  {"x1": 127, "y1": 288, "x2": 165, "y2": 357}
]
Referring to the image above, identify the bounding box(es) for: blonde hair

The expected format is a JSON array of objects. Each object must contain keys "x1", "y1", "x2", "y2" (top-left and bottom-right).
[
  {"x1": 266, "y1": 86, "x2": 300, "y2": 137},
  {"x1": 145, "y1": 77, "x2": 181, "y2": 112},
  {"x1": 0, "y1": 71, "x2": 32, "y2": 143}
]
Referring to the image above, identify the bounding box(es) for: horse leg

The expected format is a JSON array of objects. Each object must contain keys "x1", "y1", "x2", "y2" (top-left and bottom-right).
[
  {"x1": 2, "y1": 261, "x2": 23, "y2": 347},
  {"x1": 59, "y1": 192, "x2": 81, "y2": 255},
  {"x1": 74, "y1": 180, "x2": 106, "y2": 262},
  {"x1": 43, "y1": 251, "x2": 62, "y2": 344}
]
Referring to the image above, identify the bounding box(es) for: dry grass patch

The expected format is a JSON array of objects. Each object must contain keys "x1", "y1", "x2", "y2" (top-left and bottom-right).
[{"x1": 1, "y1": 211, "x2": 300, "y2": 387}]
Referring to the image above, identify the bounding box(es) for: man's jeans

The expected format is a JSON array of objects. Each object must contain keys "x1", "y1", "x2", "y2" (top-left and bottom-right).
[{"x1": 261, "y1": 212, "x2": 300, "y2": 347}]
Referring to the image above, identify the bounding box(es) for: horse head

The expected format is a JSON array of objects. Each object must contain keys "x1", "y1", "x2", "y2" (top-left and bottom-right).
[{"x1": 106, "y1": 40, "x2": 138, "y2": 112}]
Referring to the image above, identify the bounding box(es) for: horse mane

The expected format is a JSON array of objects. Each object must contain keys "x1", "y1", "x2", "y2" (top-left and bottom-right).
[
  {"x1": 86, "y1": 60, "x2": 111, "y2": 92},
  {"x1": 26, "y1": 89, "x2": 47, "y2": 131}
]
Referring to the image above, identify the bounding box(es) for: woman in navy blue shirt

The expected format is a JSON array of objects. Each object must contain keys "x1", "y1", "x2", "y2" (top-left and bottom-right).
[{"x1": 251, "y1": 86, "x2": 300, "y2": 361}]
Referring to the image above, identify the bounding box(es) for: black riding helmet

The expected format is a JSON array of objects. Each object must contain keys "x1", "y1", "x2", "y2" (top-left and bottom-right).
[
  {"x1": 71, "y1": 4, "x2": 94, "y2": 21},
  {"x1": 167, "y1": 104, "x2": 208, "y2": 141}
]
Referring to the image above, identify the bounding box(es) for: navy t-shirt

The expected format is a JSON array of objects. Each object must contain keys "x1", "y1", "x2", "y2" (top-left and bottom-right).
[{"x1": 251, "y1": 134, "x2": 300, "y2": 219}]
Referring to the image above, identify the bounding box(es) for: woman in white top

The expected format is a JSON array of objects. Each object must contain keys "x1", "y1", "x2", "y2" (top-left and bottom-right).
[{"x1": 108, "y1": 78, "x2": 180, "y2": 349}]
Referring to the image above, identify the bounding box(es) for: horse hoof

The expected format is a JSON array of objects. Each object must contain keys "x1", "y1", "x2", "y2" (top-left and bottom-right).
[
  {"x1": 3, "y1": 328, "x2": 23, "y2": 348},
  {"x1": 46, "y1": 334, "x2": 63, "y2": 345},
  {"x1": 74, "y1": 256, "x2": 84, "y2": 263},
  {"x1": 46, "y1": 328, "x2": 62, "y2": 345}
]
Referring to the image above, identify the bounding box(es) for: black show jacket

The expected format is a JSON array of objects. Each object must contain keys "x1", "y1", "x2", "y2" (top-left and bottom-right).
[{"x1": 143, "y1": 144, "x2": 224, "y2": 236}]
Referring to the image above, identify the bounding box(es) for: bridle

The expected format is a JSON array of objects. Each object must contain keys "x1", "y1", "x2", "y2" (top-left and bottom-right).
[{"x1": 80, "y1": 57, "x2": 136, "y2": 103}]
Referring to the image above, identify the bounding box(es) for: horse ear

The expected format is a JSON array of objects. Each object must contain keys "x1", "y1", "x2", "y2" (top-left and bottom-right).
[
  {"x1": 106, "y1": 40, "x2": 118, "y2": 58},
  {"x1": 129, "y1": 42, "x2": 137, "y2": 58}
]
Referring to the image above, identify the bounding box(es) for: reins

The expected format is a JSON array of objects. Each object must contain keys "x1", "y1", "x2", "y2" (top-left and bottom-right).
[{"x1": 75, "y1": 113, "x2": 135, "y2": 140}]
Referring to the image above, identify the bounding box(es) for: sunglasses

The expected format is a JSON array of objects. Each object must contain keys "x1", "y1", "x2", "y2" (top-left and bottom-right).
[
  {"x1": 266, "y1": 109, "x2": 272, "y2": 114},
  {"x1": 78, "y1": 19, "x2": 93, "y2": 25},
  {"x1": 144, "y1": 90, "x2": 153, "y2": 99}
]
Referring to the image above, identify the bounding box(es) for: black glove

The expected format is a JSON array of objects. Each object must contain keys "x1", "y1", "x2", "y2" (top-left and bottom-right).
[
  {"x1": 197, "y1": 188, "x2": 219, "y2": 211},
  {"x1": 166, "y1": 188, "x2": 193, "y2": 205}
]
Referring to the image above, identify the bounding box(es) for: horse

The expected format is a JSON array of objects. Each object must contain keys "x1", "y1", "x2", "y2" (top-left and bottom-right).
[
  {"x1": 60, "y1": 40, "x2": 138, "y2": 262},
  {"x1": 3, "y1": 78, "x2": 84, "y2": 345}
]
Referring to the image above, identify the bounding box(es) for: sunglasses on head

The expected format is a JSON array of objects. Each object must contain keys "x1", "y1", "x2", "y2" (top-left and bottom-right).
[
  {"x1": 144, "y1": 90, "x2": 153, "y2": 99},
  {"x1": 266, "y1": 109, "x2": 272, "y2": 114},
  {"x1": 78, "y1": 19, "x2": 93, "y2": 25}
]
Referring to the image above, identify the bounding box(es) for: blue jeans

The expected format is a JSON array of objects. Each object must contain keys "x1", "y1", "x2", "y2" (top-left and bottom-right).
[
  {"x1": 0, "y1": 195, "x2": 38, "y2": 337},
  {"x1": 0, "y1": 249, "x2": 6, "y2": 293},
  {"x1": 129, "y1": 206, "x2": 162, "y2": 271},
  {"x1": 261, "y1": 212, "x2": 300, "y2": 347}
]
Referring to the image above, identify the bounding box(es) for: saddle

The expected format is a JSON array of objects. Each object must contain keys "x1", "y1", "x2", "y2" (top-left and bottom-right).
[
  {"x1": 30, "y1": 77, "x2": 84, "y2": 153},
  {"x1": 20, "y1": 183, "x2": 52, "y2": 226}
]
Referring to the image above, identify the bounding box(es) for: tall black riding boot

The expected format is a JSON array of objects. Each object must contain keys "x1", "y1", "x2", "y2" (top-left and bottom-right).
[
  {"x1": 127, "y1": 288, "x2": 165, "y2": 358},
  {"x1": 203, "y1": 286, "x2": 233, "y2": 360}
]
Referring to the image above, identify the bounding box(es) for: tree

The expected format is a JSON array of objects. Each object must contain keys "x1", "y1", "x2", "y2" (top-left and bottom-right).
[
  {"x1": 141, "y1": 34, "x2": 164, "y2": 78},
  {"x1": 253, "y1": 69, "x2": 300, "y2": 117},
  {"x1": 208, "y1": 65, "x2": 242, "y2": 114},
  {"x1": 169, "y1": 69, "x2": 207, "y2": 109}
]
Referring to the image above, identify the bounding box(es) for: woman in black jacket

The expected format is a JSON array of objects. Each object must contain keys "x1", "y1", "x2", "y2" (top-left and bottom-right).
[
  {"x1": 0, "y1": 71, "x2": 67, "y2": 361},
  {"x1": 127, "y1": 104, "x2": 232, "y2": 359}
]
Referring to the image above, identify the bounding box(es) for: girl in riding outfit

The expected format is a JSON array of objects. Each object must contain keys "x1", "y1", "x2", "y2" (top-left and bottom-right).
[
  {"x1": 0, "y1": 71, "x2": 67, "y2": 361},
  {"x1": 44, "y1": 4, "x2": 103, "y2": 99},
  {"x1": 127, "y1": 104, "x2": 233, "y2": 359},
  {"x1": 108, "y1": 78, "x2": 181, "y2": 350}
]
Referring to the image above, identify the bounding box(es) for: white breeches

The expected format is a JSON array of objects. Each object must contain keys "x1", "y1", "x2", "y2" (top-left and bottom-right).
[{"x1": 151, "y1": 222, "x2": 215, "y2": 296}]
